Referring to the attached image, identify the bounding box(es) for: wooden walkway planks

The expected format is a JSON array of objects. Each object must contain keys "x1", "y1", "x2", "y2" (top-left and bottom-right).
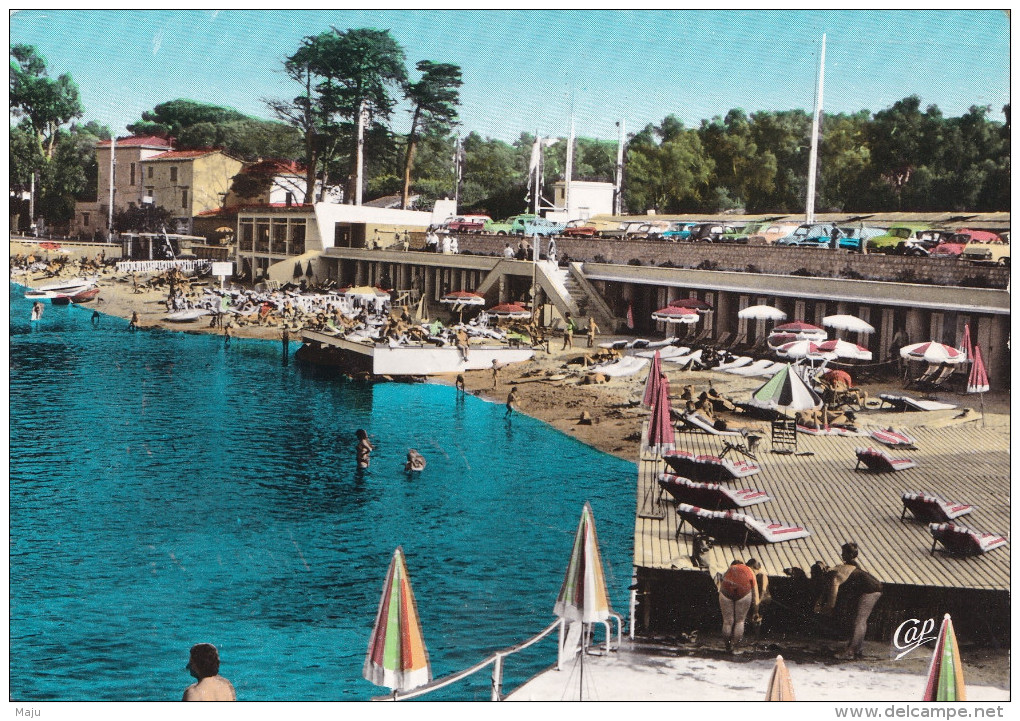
[{"x1": 633, "y1": 422, "x2": 1009, "y2": 591}]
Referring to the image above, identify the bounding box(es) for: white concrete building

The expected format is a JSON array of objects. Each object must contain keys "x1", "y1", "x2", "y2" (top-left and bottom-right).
[{"x1": 548, "y1": 180, "x2": 615, "y2": 222}]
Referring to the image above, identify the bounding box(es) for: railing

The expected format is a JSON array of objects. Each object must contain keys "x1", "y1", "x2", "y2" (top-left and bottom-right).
[
  {"x1": 115, "y1": 259, "x2": 211, "y2": 274},
  {"x1": 374, "y1": 613, "x2": 624, "y2": 702}
]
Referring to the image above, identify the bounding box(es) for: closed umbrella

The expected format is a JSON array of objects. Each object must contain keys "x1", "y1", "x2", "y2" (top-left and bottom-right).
[
  {"x1": 967, "y1": 344, "x2": 989, "y2": 427},
  {"x1": 554, "y1": 502, "x2": 613, "y2": 700},
  {"x1": 293, "y1": 262, "x2": 303, "y2": 278},
  {"x1": 644, "y1": 372, "x2": 674, "y2": 456},
  {"x1": 738, "y1": 305, "x2": 787, "y2": 321},
  {"x1": 641, "y1": 350, "x2": 663, "y2": 409},
  {"x1": 305, "y1": 261, "x2": 314, "y2": 278},
  {"x1": 822, "y1": 314, "x2": 875, "y2": 334},
  {"x1": 363, "y1": 547, "x2": 432, "y2": 693},
  {"x1": 749, "y1": 363, "x2": 822, "y2": 411},
  {"x1": 900, "y1": 341, "x2": 966, "y2": 365},
  {"x1": 765, "y1": 655, "x2": 796, "y2": 701},
  {"x1": 922, "y1": 614, "x2": 966, "y2": 701},
  {"x1": 959, "y1": 324, "x2": 973, "y2": 361}
]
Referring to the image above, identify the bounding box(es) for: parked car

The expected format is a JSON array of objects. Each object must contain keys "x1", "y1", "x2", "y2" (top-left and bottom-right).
[
  {"x1": 445, "y1": 215, "x2": 491, "y2": 233},
  {"x1": 775, "y1": 224, "x2": 836, "y2": 247},
  {"x1": 598, "y1": 220, "x2": 653, "y2": 239},
  {"x1": 483, "y1": 217, "x2": 514, "y2": 235},
  {"x1": 867, "y1": 224, "x2": 931, "y2": 254},
  {"x1": 837, "y1": 226, "x2": 886, "y2": 252},
  {"x1": 510, "y1": 215, "x2": 566, "y2": 237},
  {"x1": 931, "y1": 229, "x2": 1003, "y2": 259},
  {"x1": 642, "y1": 220, "x2": 673, "y2": 239},
  {"x1": 717, "y1": 224, "x2": 750, "y2": 244},
  {"x1": 688, "y1": 223, "x2": 745, "y2": 243},
  {"x1": 659, "y1": 221, "x2": 698, "y2": 242},
  {"x1": 754, "y1": 221, "x2": 803, "y2": 245},
  {"x1": 560, "y1": 219, "x2": 598, "y2": 238},
  {"x1": 901, "y1": 229, "x2": 954, "y2": 256},
  {"x1": 959, "y1": 234, "x2": 1010, "y2": 266}
]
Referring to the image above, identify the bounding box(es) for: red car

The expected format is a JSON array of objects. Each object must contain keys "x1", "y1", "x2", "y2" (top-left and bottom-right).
[
  {"x1": 560, "y1": 219, "x2": 598, "y2": 238},
  {"x1": 930, "y1": 229, "x2": 1002, "y2": 258},
  {"x1": 445, "y1": 215, "x2": 491, "y2": 233}
]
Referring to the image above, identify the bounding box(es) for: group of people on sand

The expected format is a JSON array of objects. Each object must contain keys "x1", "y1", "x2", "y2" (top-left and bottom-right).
[{"x1": 717, "y1": 542, "x2": 882, "y2": 660}]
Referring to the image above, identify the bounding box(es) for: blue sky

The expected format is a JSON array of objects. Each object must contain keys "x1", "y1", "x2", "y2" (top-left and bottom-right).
[{"x1": 10, "y1": 9, "x2": 1010, "y2": 143}]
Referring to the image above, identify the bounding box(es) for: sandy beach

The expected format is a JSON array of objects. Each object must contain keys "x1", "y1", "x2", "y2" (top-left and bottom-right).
[{"x1": 13, "y1": 265, "x2": 1011, "y2": 699}]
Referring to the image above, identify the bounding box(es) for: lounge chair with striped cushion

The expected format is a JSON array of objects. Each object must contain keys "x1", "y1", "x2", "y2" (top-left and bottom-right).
[
  {"x1": 663, "y1": 450, "x2": 761, "y2": 482},
  {"x1": 675, "y1": 411, "x2": 743, "y2": 436},
  {"x1": 928, "y1": 523, "x2": 1007, "y2": 555},
  {"x1": 870, "y1": 428, "x2": 918, "y2": 447},
  {"x1": 901, "y1": 491, "x2": 973, "y2": 523},
  {"x1": 674, "y1": 504, "x2": 810, "y2": 546},
  {"x1": 854, "y1": 447, "x2": 918, "y2": 472},
  {"x1": 658, "y1": 473, "x2": 771, "y2": 510}
]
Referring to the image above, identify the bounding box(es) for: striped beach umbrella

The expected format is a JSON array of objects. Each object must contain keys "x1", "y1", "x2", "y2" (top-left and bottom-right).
[
  {"x1": 749, "y1": 363, "x2": 822, "y2": 411},
  {"x1": 922, "y1": 614, "x2": 966, "y2": 701},
  {"x1": 818, "y1": 338, "x2": 873, "y2": 361},
  {"x1": 440, "y1": 290, "x2": 486, "y2": 306},
  {"x1": 765, "y1": 655, "x2": 796, "y2": 701},
  {"x1": 363, "y1": 547, "x2": 432, "y2": 692},
  {"x1": 669, "y1": 297, "x2": 714, "y2": 313},
  {"x1": 487, "y1": 302, "x2": 531, "y2": 319},
  {"x1": 651, "y1": 305, "x2": 699, "y2": 324},
  {"x1": 776, "y1": 340, "x2": 834, "y2": 360},
  {"x1": 641, "y1": 350, "x2": 663, "y2": 409},
  {"x1": 900, "y1": 341, "x2": 966, "y2": 364},
  {"x1": 554, "y1": 502, "x2": 613, "y2": 624},
  {"x1": 644, "y1": 372, "x2": 675, "y2": 456}
]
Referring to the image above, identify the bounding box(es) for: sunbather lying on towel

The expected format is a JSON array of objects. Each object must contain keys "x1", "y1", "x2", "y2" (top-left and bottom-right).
[{"x1": 795, "y1": 408, "x2": 857, "y2": 432}]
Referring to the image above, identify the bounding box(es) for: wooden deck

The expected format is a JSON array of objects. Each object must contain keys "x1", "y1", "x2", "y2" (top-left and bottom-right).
[{"x1": 634, "y1": 422, "x2": 1009, "y2": 591}]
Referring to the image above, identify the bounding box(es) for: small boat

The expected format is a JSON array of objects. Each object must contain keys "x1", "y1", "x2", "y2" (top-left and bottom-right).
[
  {"x1": 25, "y1": 279, "x2": 96, "y2": 301},
  {"x1": 163, "y1": 309, "x2": 209, "y2": 322},
  {"x1": 51, "y1": 287, "x2": 101, "y2": 305}
]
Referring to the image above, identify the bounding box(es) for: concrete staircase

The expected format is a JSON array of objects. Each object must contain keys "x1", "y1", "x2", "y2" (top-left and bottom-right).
[{"x1": 537, "y1": 262, "x2": 617, "y2": 331}]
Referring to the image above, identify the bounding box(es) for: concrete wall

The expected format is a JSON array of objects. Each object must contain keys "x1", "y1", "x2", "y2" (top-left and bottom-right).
[
  {"x1": 451, "y1": 235, "x2": 1010, "y2": 289},
  {"x1": 11, "y1": 239, "x2": 123, "y2": 261}
]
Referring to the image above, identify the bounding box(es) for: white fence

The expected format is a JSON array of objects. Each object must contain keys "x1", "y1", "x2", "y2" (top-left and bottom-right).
[{"x1": 115, "y1": 259, "x2": 211, "y2": 274}]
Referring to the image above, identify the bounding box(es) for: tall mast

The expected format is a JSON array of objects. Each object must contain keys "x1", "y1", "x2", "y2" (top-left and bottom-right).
[
  {"x1": 614, "y1": 119, "x2": 625, "y2": 216},
  {"x1": 564, "y1": 117, "x2": 575, "y2": 216},
  {"x1": 108, "y1": 135, "x2": 116, "y2": 237},
  {"x1": 805, "y1": 34, "x2": 826, "y2": 225}
]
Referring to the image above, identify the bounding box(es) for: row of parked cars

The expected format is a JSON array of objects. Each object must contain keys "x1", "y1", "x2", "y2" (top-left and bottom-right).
[{"x1": 439, "y1": 215, "x2": 1009, "y2": 265}]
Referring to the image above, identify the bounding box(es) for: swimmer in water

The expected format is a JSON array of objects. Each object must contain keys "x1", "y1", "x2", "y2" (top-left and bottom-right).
[{"x1": 404, "y1": 449, "x2": 426, "y2": 473}]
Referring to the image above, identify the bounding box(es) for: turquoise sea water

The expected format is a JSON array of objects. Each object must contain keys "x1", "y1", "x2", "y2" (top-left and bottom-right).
[{"x1": 9, "y1": 283, "x2": 636, "y2": 702}]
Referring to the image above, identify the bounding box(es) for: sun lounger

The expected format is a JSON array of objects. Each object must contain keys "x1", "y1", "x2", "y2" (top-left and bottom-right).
[
  {"x1": 646, "y1": 338, "x2": 675, "y2": 349},
  {"x1": 658, "y1": 474, "x2": 771, "y2": 510},
  {"x1": 878, "y1": 393, "x2": 957, "y2": 412},
  {"x1": 713, "y1": 355, "x2": 753, "y2": 371},
  {"x1": 636, "y1": 345, "x2": 689, "y2": 359},
  {"x1": 870, "y1": 428, "x2": 917, "y2": 447},
  {"x1": 663, "y1": 348, "x2": 702, "y2": 366},
  {"x1": 901, "y1": 492, "x2": 973, "y2": 523},
  {"x1": 796, "y1": 424, "x2": 860, "y2": 436},
  {"x1": 676, "y1": 411, "x2": 743, "y2": 436},
  {"x1": 626, "y1": 338, "x2": 651, "y2": 349},
  {"x1": 928, "y1": 523, "x2": 1007, "y2": 556},
  {"x1": 727, "y1": 360, "x2": 781, "y2": 377},
  {"x1": 854, "y1": 447, "x2": 918, "y2": 472},
  {"x1": 674, "y1": 504, "x2": 810, "y2": 546},
  {"x1": 595, "y1": 356, "x2": 649, "y2": 377},
  {"x1": 598, "y1": 340, "x2": 629, "y2": 350},
  {"x1": 663, "y1": 450, "x2": 761, "y2": 482}
]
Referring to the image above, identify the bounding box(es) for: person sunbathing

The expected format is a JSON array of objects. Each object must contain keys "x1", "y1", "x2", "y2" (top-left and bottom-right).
[{"x1": 707, "y1": 386, "x2": 736, "y2": 412}]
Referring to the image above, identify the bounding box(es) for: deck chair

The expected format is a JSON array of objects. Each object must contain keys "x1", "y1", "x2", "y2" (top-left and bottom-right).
[
  {"x1": 901, "y1": 492, "x2": 973, "y2": 523},
  {"x1": 663, "y1": 450, "x2": 761, "y2": 482},
  {"x1": 928, "y1": 523, "x2": 1007, "y2": 555},
  {"x1": 714, "y1": 355, "x2": 753, "y2": 371},
  {"x1": 906, "y1": 363, "x2": 940, "y2": 389},
  {"x1": 869, "y1": 428, "x2": 917, "y2": 448},
  {"x1": 674, "y1": 504, "x2": 811, "y2": 547},
  {"x1": 658, "y1": 474, "x2": 771, "y2": 510},
  {"x1": 711, "y1": 332, "x2": 733, "y2": 349},
  {"x1": 771, "y1": 418, "x2": 798, "y2": 453},
  {"x1": 675, "y1": 411, "x2": 743, "y2": 436},
  {"x1": 725, "y1": 331, "x2": 747, "y2": 352},
  {"x1": 854, "y1": 447, "x2": 917, "y2": 472}
]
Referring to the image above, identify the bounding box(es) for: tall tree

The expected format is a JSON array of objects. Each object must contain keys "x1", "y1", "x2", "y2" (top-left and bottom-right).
[
  {"x1": 401, "y1": 60, "x2": 462, "y2": 208},
  {"x1": 10, "y1": 44, "x2": 83, "y2": 161},
  {"x1": 624, "y1": 119, "x2": 713, "y2": 213}
]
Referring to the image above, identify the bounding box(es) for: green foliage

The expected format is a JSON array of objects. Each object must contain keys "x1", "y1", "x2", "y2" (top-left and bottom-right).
[
  {"x1": 402, "y1": 60, "x2": 463, "y2": 207},
  {"x1": 112, "y1": 204, "x2": 176, "y2": 233},
  {"x1": 623, "y1": 119, "x2": 714, "y2": 213},
  {"x1": 10, "y1": 44, "x2": 83, "y2": 160}
]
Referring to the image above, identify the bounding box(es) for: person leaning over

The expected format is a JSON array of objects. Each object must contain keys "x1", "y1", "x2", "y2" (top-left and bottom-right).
[
  {"x1": 815, "y1": 541, "x2": 883, "y2": 660},
  {"x1": 718, "y1": 559, "x2": 759, "y2": 653},
  {"x1": 182, "y1": 643, "x2": 236, "y2": 701}
]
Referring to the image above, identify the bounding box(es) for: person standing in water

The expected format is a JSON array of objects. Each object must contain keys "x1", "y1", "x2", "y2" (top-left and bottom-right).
[
  {"x1": 356, "y1": 429, "x2": 373, "y2": 469},
  {"x1": 30, "y1": 301, "x2": 44, "y2": 322},
  {"x1": 182, "y1": 643, "x2": 236, "y2": 701}
]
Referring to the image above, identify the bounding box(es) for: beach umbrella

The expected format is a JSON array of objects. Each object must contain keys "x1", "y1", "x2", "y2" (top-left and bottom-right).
[
  {"x1": 670, "y1": 297, "x2": 713, "y2": 313},
  {"x1": 644, "y1": 373, "x2": 674, "y2": 455},
  {"x1": 293, "y1": 262, "x2": 303, "y2": 278},
  {"x1": 922, "y1": 614, "x2": 966, "y2": 701},
  {"x1": 818, "y1": 338, "x2": 873, "y2": 361},
  {"x1": 440, "y1": 290, "x2": 485, "y2": 306},
  {"x1": 900, "y1": 341, "x2": 966, "y2": 365},
  {"x1": 959, "y1": 324, "x2": 973, "y2": 361},
  {"x1": 765, "y1": 655, "x2": 796, "y2": 701},
  {"x1": 749, "y1": 363, "x2": 822, "y2": 411},
  {"x1": 487, "y1": 302, "x2": 531, "y2": 319},
  {"x1": 554, "y1": 502, "x2": 613, "y2": 624},
  {"x1": 651, "y1": 306, "x2": 699, "y2": 324},
  {"x1": 738, "y1": 305, "x2": 787, "y2": 321},
  {"x1": 641, "y1": 350, "x2": 663, "y2": 409},
  {"x1": 776, "y1": 340, "x2": 835, "y2": 360},
  {"x1": 305, "y1": 261, "x2": 314, "y2": 278},
  {"x1": 774, "y1": 320, "x2": 824, "y2": 334},
  {"x1": 822, "y1": 314, "x2": 875, "y2": 334},
  {"x1": 363, "y1": 547, "x2": 432, "y2": 693}
]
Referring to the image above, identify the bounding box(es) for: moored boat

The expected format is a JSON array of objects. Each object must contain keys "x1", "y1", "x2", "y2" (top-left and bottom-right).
[
  {"x1": 163, "y1": 309, "x2": 209, "y2": 322},
  {"x1": 51, "y1": 287, "x2": 101, "y2": 305},
  {"x1": 24, "y1": 278, "x2": 97, "y2": 301}
]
